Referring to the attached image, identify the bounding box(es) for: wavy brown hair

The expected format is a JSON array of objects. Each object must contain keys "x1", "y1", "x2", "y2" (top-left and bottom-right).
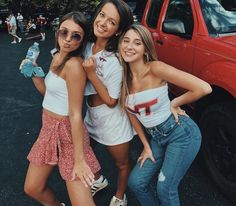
[{"x1": 119, "y1": 24, "x2": 158, "y2": 110}]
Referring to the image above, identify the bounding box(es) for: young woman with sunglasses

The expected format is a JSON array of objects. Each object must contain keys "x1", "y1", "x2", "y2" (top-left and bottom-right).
[
  {"x1": 82, "y1": 0, "x2": 134, "y2": 205},
  {"x1": 119, "y1": 24, "x2": 212, "y2": 206},
  {"x1": 23, "y1": 11, "x2": 100, "y2": 206}
]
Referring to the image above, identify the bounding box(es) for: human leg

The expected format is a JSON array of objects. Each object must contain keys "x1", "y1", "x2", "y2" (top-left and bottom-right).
[
  {"x1": 106, "y1": 142, "x2": 131, "y2": 202},
  {"x1": 66, "y1": 180, "x2": 95, "y2": 206},
  {"x1": 90, "y1": 138, "x2": 108, "y2": 196},
  {"x1": 155, "y1": 116, "x2": 201, "y2": 206},
  {"x1": 24, "y1": 163, "x2": 62, "y2": 206},
  {"x1": 128, "y1": 137, "x2": 165, "y2": 206}
]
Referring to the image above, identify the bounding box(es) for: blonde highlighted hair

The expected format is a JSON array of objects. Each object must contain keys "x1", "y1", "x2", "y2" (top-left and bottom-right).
[{"x1": 119, "y1": 24, "x2": 158, "y2": 110}]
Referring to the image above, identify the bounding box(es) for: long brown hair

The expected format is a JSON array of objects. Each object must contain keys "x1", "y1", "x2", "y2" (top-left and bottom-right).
[
  {"x1": 54, "y1": 11, "x2": 89, "y2": 71},
  {"x1": 119, "y1": 24, "x2": 157, "y2": 110}
]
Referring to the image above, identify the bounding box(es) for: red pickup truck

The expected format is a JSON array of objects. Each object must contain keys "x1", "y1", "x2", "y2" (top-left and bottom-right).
[{"x1": 142, "y1": 0, "x2": 236, "y2": 202}]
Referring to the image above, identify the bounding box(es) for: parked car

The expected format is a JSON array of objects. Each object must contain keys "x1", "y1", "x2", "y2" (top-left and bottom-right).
[{"x1": 142, "y1": 0, "x2": 236, "y2": 203}]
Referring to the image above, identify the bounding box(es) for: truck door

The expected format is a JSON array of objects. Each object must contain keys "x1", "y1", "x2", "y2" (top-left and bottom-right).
[{"x1": 157, "y1": 0, "x2": 195, "y2": 75}]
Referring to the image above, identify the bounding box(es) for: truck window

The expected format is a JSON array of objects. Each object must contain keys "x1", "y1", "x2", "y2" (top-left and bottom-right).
[
  {"x1": 164, "y1": 0, "x2": 194, "y2": 36},
  {"x1": 199, "y1": 0, "x2": 236, "y2": 36},
  {"x1": 146, "y1": 0, "x2": 164, "y2": 29}
]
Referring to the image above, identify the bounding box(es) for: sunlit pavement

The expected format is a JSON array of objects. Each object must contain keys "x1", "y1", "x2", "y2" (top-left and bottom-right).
[{"x1": 0, "y1": 30, "x2": 234, "y2": 206}]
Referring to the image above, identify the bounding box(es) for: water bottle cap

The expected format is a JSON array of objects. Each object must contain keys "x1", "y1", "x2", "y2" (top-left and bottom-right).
[{"x1": 34, "y1": 42, "x2": 39, "y2": 46}]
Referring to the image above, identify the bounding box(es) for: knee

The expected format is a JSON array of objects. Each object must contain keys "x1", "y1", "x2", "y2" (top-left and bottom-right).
[
  {"x1": 24, "y1": 181, "x2": 42, "y2": 198},
  {"x1": 115, "y1": 159, "x2": 130, "y2": 171},
  {"x1": 128, "y1": 174, "x2": 137, "y2": 191}
]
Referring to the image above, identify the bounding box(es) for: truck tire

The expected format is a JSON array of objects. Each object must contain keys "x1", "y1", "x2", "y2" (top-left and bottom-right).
[{"x1": 199, "y1": 102, "x2": 236, "y2": 203}]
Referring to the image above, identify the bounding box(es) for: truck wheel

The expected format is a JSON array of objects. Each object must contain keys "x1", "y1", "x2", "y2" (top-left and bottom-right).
[{"x1": 199, "y1": 102, "x2": 236, "y2": 203}]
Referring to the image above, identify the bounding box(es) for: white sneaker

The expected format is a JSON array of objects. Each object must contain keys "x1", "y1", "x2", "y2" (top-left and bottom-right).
[
  {"x1": 91, "y1": 175, "x2": 108, "y2": 196},
  {"x1": 11, "y1": 41, "x2": 17, "y2": 44},
  {"x1": 109, "y1": 194, "x2": 127, "y2": 206},
  {"x1": 61, "y1": 203, "x2": 65, "y2": 206},
  {"x1": 18, "y1": 38, "x2": 22, "y2": 43}
]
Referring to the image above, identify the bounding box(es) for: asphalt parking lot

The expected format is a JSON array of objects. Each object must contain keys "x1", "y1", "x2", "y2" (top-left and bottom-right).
[{"x1": 0, "y1": 30, "x2": 235, "y2": 206}]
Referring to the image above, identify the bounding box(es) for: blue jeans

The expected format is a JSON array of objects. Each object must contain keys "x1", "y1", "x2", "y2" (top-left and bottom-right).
[{"x1": 128, "y1": 115, "x2": 201, "y2": 206}]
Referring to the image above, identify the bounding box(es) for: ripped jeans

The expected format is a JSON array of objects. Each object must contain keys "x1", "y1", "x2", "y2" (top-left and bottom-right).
[{"x1": 128, "y1": 115, "x2": 201, "y2": 206}]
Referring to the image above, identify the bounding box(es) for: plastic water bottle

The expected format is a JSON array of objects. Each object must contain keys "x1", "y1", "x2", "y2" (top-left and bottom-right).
[
  {"x1": 19, "y1": 42, "x2": 45, "y2": 78},
  {"x1": 26, "y1": 42, "x2": 40, "y2": 64}
]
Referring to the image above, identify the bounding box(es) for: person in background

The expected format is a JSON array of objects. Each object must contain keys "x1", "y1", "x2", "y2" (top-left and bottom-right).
[
  {"x1": 8, "y1": 12, "x2": 22, "y2": 44},
  {"x1": 24, "y1": 19, "x2": 43, "y2": 41},
  {"x1": 23, "y1": 11, "x2": 100, "y2": 206},
  {"x1": 25, "y1": 19, "x2": 37, "y2": 34},
  {"x1": 38, "y1": 14, "x2": 47, "y2": 41},
  {"x1": 16, "y1": 12, "x2": 24, "y2": 33},
  {"x1": 5, "y1": 16, "x2": 10, "y2": 33},
  {"x1": 82, "y1": 0, "x2": 134, "y2": 205},
  {"x1": 119, "y1": 24, "x2": 212, "y2": 206}
]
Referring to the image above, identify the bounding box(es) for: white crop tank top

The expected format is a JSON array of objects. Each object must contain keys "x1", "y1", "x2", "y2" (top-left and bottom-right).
[
  {"x1": 42, "y1": 71, "x2": 69, "y2": 116},
  {"x1": 126, "y1": 84, "x2": 171, "y2": 128}
]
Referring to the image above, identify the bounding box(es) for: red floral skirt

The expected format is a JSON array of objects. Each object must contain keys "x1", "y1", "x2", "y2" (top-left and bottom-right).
[{"x1": 27, "y1": 111, "x2": 101, "y2": 181}]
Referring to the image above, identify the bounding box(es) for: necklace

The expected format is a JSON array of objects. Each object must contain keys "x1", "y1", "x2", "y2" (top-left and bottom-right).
[{"x1": 132, "y1": 65, "x2": 150, "y2": 79}]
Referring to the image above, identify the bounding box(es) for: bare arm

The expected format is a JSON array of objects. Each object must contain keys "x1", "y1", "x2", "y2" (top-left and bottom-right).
[
  {"x1": 151, "y1": 61, "x2": 212, "y2": 107},
  {"x1": 127, "y1": 112, "x2": 155, "y2": 167},
  {"x1": 66, "y1": 57, "x2": 94, "y2": 186},
  {"x1": 83, "y1": 56, "x2": 117, "y2": 107},
  {"x1": 32, "y1": 77, "x2": 46, "y2": 96}
]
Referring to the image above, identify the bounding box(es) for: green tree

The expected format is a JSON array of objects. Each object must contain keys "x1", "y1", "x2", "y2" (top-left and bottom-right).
[
  {"x1": 0, "y1": 0, "x2": 7, "y2": 7},
  {"x1": 1, "y1": 0, "x2": 100, "y2": 17}
]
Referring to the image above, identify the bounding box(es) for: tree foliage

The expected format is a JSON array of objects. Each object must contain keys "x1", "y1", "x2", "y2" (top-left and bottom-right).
[{"x1": 1, "y1": 0, "x2": 100, "y2": 17}]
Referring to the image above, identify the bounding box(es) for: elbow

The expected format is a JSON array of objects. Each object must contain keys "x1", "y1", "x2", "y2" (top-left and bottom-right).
[
  {"x1": 202, "y1": 82, "x2": 212, "y2": 96},
  {"x1": 106, "y1": 102, "x2": 117, "y2": 108},
  {"x1": 106, "y1": 99, "x2": 118, "y2": 108},
  {"x1": 69, "y1": 112, "x2": 83, "y2": 123}
]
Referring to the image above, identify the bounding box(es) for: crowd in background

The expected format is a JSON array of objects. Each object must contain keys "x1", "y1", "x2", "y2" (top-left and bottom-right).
[{"x1": 3, "y1": 11, "x2": 51, "y2": 43}]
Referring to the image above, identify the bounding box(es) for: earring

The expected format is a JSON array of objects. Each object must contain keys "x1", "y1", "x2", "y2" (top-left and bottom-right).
[{"x1": 144, "y1": 53, "x2": 150, "y2": 62}]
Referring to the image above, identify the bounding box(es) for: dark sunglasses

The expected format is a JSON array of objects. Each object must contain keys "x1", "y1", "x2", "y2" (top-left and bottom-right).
[{"x1": 57, "y1": 29, "x2": 82, "y2": 42}]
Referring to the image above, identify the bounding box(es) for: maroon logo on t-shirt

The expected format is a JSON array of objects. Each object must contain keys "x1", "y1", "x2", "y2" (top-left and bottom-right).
[
  {"x1": 128, "y1": 98, "x2": 158, "y2": 116},
  {"x1": 99, "y1": 57, "x2": 106, "y2": 62},
  {"x1": 96, "y1": 64, "x2": 103, "y2": 77}
]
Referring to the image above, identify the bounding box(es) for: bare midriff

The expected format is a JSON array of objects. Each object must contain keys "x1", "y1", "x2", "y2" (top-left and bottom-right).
[
  {"x1": 43, "y1": 108, "x2": 68, "y2": 119},
  {"x1": 87, "y1": 94, "x2": 105, "y2": 107}
]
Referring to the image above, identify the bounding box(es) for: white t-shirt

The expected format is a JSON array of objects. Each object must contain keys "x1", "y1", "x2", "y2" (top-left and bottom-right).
[
  {"x1": 17, "y1": 14, "x2": 23, "y2": 22},
  {"x1": 83, "y1": 42, "x2": 134, "y2": 145},
  {"x1": 9, "y1": 15, "x2": 17, "y2": 26},
  {"x1": 84, "y1": 42, "x2": 122, "y2": 99}
]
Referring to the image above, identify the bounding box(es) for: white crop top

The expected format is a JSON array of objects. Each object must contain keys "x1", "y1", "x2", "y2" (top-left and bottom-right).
[
  {"x1": 83, "y1": 42, "x2": 122, "y2": 99},
  {"x1": 126, "y1": 85, "x2": 171, "y2": 128},
  {"x1": 42, "y1": 71, "x2": 69, "y2": 116}
]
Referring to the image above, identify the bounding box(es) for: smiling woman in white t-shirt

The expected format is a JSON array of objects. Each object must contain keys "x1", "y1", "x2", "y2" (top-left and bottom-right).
[{"x1": 82, "y1": 0, "x2": 134, "y2": 205}]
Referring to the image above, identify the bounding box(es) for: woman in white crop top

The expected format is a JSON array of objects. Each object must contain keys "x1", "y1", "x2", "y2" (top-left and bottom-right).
[
  {"x1": 24, "y1": 12, "x2": 100, "y2": 206},
  {"x1": 82, "y1": 1, "x2": 134, "y2": 205},
  {"x1": 119, "y1": 24, "x2": 212, "y2": 206}
]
